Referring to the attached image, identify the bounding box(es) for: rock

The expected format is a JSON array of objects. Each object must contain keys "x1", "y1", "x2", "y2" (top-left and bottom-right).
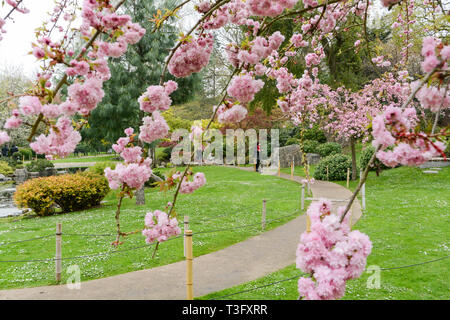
[
  {"x1": 0, "y1": 174, "x2": 11, "y2": 182},
  {"x1": 14, "y1": 168, "x2": 29, "y2": 183},
  {"x1": 41, "y1": 167, "x2": 58, "y2": 177},
  {"x1": 306, "y1": 153, "x2": 321, "y2": 165},
  {"x1": 276, "y1": 145, "x2": 303, "y2": 168}
]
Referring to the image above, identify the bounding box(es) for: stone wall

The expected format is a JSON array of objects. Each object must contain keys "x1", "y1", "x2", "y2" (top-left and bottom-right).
[{"x1": 275, "y1": 145, "x2": 321, "y2": 168}]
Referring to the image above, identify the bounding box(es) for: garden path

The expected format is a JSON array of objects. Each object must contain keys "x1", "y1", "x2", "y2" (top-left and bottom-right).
[{"x1": 0, "y1": 167, "x2": 361, "y2": 300}]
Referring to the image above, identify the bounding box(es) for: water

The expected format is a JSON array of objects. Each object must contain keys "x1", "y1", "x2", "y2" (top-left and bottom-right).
[{"x1": 0, "y1": 183, "x2": 22, "y2": 218}]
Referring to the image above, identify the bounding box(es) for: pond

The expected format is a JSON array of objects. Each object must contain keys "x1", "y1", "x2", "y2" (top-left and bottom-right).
[{"x1": 0, "y1": 183, "x2": 22, "y2": 218}]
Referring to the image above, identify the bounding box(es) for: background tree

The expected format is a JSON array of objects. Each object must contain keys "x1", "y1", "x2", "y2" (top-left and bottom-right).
[{"x1": 81, "y1": 0, "x2": 200, "y2": 149}]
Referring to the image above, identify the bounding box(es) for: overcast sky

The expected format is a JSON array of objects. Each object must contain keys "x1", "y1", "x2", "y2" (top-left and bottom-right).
[{"x1": 0, "y1": 1, "x2": 56, "y2": 78}]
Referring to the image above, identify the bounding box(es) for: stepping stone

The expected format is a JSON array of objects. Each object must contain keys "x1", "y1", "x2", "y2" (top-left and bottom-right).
[
  {"x1": 423, "y1": 170, "x2": 439, "y2": 174},
  {"x1": 430, "y1": 168, "x2": 442, "y2": 170}
]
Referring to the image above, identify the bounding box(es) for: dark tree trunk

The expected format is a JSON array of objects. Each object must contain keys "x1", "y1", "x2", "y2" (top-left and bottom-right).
[{"x1": 350, "y1": 137, "x2": 357, "y2": 181}]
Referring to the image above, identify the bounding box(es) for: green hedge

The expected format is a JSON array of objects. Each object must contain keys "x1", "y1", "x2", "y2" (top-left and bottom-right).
[
  {"x1": 302, "y1": 140, "x2": 320, "y2": 153},
  {"x1": 14, "y1": 172, "x2": 110, "y2": 216},
  {"x1": 359, "y1": 146, "x2": 389, "y2": 176},
  {"x1": 26, "y1": 159, "x2": 54, "y2": 173},
  {"x1": 314, "y1": 154, "x2": 355, "y2": 181},
  {"x1": 0, "y1": 161, "x2": 13, "y2": 175},
  {"x1": 316, "y1": 142, "x2": 342, "y2": 157}
]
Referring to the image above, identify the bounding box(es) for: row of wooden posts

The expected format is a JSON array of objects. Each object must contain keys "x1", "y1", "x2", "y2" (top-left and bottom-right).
[{"x1": 51, "y1": 167, "x2": 366, "y2": 299}]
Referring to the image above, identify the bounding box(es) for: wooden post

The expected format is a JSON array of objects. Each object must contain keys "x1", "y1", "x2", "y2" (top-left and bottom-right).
[
  {"x1": 326, "y1": 166, "x2": 329, "y2": 181},
  {"x1": 291, "y1": 158, "x2": 294, "y2": 180},
  {"x1": 346, "y1": 168, "x2": 350, "y2": 189},
  {"x1": 301, "y1": 184, "x2": 305, "y2": 211},
  {"x1": 183, "y1": 216, "x2": 189, "y2": 257},
  {"x1": 306, "y1": 215, "x2": 311, "y2": 233},
  {"x1": 360, "y1": 169, "x2": 366, "y2": 211},
  {"x1": 55, "y1": 222, "x2": 62, "y2": 283},
  {"x1": 262, "y1": 199, "x2": 266, "y2": 230},
  {"x1": 278, "y1": 160, "x2": 281, "y2": 177},
  {"x1": 185, "y1": 230, "x2": 193, "y2": 300}
]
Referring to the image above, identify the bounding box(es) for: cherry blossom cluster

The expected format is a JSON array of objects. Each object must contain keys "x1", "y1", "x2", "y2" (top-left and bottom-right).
[
  {"x1": 372, "y1": 106, "x2": 446, "y2": 167},
  {"x1": 296, "y1": 200, "x2": 372, "y2": 300},
  {"x1": 214, "y1": 103, "x2": 248, "y2": 124},
  {"x1": 142, "y1": 210, "x2": 181, "y2": 244},
  {"x1": 172, "y1": 171, "x2": 207, "y2": 194},
  {"x1": 104, "y1": 128, "x2": 152, "y2": 190},
  {"x1": 2, "y1": 0, "x2": 146, "y2": 158},
  {"x1": 138, "y1": 81, "x2": 178, "y2": 113},
  {"x1": 247, "y1": 0, "x2": 297, "y2": 17},
  {"x1": 29, "y1": 117, "x2": 82, "y2": 159},
  {"x1": 227, "y1": 74, "x2": 265, "y2": 104},
  {"x1": 168, "y1": 33, "x2": 214, "y2": 78}
]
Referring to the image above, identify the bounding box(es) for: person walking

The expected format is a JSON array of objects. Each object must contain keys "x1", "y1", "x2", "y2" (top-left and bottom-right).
[{"x1": 256, "y1": 142, "x2": 261, "y2": 173}]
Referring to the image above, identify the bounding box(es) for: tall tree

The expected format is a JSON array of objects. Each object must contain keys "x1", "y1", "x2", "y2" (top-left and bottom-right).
[{"x1": 82, "y1": 0, "x2": 200, "y2": 148}]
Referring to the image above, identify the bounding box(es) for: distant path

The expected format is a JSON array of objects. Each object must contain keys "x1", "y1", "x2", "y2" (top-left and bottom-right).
[
  {"x1": 53, "y1": 162, "x2": 97, "y2": 169},
  {"x1": 0, "y1": 167, "x2": 361, "y2": 300}
]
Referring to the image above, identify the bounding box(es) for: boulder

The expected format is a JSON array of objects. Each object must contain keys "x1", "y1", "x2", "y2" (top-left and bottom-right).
[
  {"x1": 14, "y1": 168, "x2": 28, "y2": 183},
  {"x1": 306, "y1": 153, "x2": 321, "y2": 165}
]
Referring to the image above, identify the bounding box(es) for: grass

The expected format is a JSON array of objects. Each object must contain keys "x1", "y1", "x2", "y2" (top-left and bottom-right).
[
  {"x1": 200, "y1": 166, "x2": 450, "y2": 300},
  {"x1": 0, "y1": 166, "x2": 304, "y2": 290},
  {"x1": 50, "y1": 155, "x2": 119, "y2": 164}
]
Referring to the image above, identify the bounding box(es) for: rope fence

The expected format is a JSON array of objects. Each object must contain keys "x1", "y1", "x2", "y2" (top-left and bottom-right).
[
  {"x1": 1, "y1": 195, "x2": 447, "y2": 300},
  {"x1": 210, "y1": 255, "x2": 450, "y2": 300}
]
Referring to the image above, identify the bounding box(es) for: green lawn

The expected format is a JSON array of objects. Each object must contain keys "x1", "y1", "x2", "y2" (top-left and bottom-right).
[
  {"x1": 0, "y1": 166, "x2": 304, "y2": 289},
  {"x1": 50, "y1": 155, "x2": 119, "y2": 163},
  {"x1": 200, "y1": 166, "x2": 450, "y2": 300}
]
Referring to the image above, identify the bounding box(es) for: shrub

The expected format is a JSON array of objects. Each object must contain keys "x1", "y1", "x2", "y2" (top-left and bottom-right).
[
  {"x1": 316, "y1": 142, "x2": 342, "y2": 157},
  {"x1": 359, "y1": 146, "x2": 389, "y2": 176},
  {"x1": 314, "y1": 154, "x2": 355, "y2": 181},
  {"x1": 302, "y1": 140, "x2": 320, "y2": 153},
  {"x1": 26, "y1": 159, "x2": 54, "y2": 173},
  {"x1": 0, "y1": 161, "x2": 13, "y2": 175},
  {"x1": 445, "y1": 142, "x2": 450, "y2": 157},
  {"x1": 296, "y1": 126, "x2": 327, "y2": 143},
  {"x1": 14, "y1": 172, "x2": 110, "y2": 216},
  {"x1": 159, "y1": 147, "x2": 173, "y2": 163},
  {"x1": 19, "y1": 148, "x2": 33, "y2": 160},
  {"x1": 285, "y1": 137, "x2": 299, "y2": 146},
  {"x1": 89, "y1": 161, "x2": 117, "y2": 175}
]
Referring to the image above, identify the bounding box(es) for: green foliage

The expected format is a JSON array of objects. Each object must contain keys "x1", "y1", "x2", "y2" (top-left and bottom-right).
[
  {"x1": 314, "y1": 154, "x2": 355, "y2": 181},
  {"x1": 88, "y1": 161, "x2": 117, "y2": 176},
  {"x1": 157, "y1": 147, "x2": 173, "y2": 163},
  {"x1": 444, "y1": 142, "x2": 450, "y2": 157},
  {"x1": 18, "y1": 148, "x2": 33, "y2": 160},
  {"x1": 26, "y1": 159, "x2": 54, "y2": 173},
  {"x1": 285, "y1": 137, "x2": 299, "y2": 146},
  {"x1": 302, "y1": 126, "x2": 327, "y2": 143},
  {"x1": 0, "y1": 160, "x2": 13, "y2": 175},
  {"x1": 316, "y1": 142, "x2": 342, "y2": 157},
  {"x1": 302, "y1": 140, "x2": 320, "y2": 153},
  {"x1": 14, "y1": 172, "x2": 110, "y2": 216},
  {"x1": 359, "y1": 146, "x2": 389, "y2": 176}
]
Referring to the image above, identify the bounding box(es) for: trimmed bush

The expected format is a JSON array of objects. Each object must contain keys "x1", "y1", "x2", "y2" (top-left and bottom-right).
[
  {"x1": 14, "y1": 172, "x2": 110, "y2": 216},
  {"x1": 314, "y1": 154, "x2": 355, "y2": 181},
  {"x1": 316, "y1": 142, "x2": 342, "y2": 157},
  {"x1": 301, "y1": 126, "x2": 327, "y2": 143},
  {"x1": 88, "y1": 161, "x2": 117, "y2": 175},
  {"x1": 445, "y1": 142, "x2": 450, "y2": 157},
  {"x1": 302, "y1": 140, "x2": 320, "y2": 153},
  {"x1": 0, "y1": 161, "x2": 13, "y2": 175},
  {"x1": 26, "y1": 159, "x2": 54, "y2": 173},
  {"x1": 359, "y1": 146, "x2": 389, "y2": 176}
]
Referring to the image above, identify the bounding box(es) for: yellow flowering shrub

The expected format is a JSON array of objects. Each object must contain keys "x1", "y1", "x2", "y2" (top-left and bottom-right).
[{"x1": 14, "y1": 172, "x2": 110, "y2": 216}]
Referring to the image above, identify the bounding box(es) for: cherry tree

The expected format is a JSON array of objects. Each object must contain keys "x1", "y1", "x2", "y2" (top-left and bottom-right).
[{"x1": 0, "y1": 0, "x2": 448, "y2": 300}]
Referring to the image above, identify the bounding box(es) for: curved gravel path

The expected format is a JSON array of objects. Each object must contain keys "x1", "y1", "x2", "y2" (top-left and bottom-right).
[{"x1": 0, "y1": 166, "x2": 361, "y2": 300}]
